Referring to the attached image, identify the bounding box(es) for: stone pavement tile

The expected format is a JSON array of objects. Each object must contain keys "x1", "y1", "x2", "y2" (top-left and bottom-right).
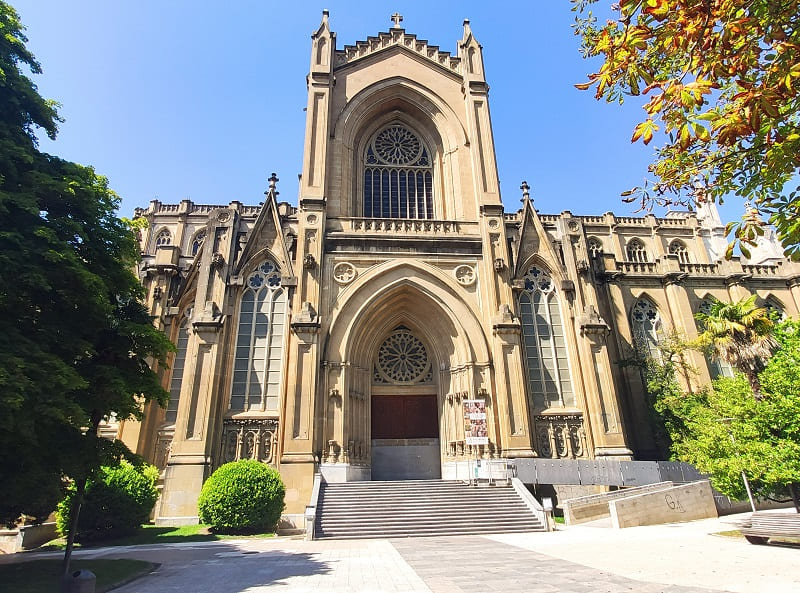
[{"x1": 390, "y1": 536, "x2": 729, "y2": 593}]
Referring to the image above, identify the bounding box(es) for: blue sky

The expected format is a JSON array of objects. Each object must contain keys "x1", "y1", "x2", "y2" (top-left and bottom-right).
[{"x1": 13, "y1": 1, "x2": 743, "y2": 223}]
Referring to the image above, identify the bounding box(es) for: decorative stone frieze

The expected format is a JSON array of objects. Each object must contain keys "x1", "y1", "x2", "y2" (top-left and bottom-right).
[{"x1": 219, "y1": 418, "x2": 279, "y2": 465}]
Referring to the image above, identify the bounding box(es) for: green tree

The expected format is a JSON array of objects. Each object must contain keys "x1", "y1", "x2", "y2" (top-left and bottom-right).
[
  {"x1": 694, "y1": 295, "x2": 776, "y2": 398},
  {"x1": 572, "y1": 0, "x2": 800, "y2": 258},
  {"x1": 0, "y1": 1, "x2": 172, "y2": 580},
  {"x1": 650, "y1": 321, "x2": 800, "y2": 512}
]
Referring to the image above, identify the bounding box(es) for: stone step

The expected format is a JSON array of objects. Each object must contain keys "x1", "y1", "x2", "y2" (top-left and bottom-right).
[
  {"x1": 314, "y1": 479, "x2": 545, "y2": 539},
  {"x1": 315, "y1": 522, "x2": 541, "y2": 539}
]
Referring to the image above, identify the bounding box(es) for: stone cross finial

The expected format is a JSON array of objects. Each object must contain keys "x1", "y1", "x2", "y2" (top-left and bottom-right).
[
  {"x1": 520, "y1": 180, "x2": 531, "y2": 201},
  {"x1": 268, "y1": 172, "x2": 279, "y2": 192},
  {"x1": 391, "y1": 12, "x2": 403, "y2": 28}
]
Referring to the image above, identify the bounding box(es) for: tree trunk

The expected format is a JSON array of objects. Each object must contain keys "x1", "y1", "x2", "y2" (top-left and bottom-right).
[
  {"x1": 60, "y1": 413, "x2": 101, "y2": 590},
  {"x1": 790, "y1": 483, "x2": 800, "y2": 513},
  {"x1": 59, "y1": 475, "x2": 86, "y2": 590}
]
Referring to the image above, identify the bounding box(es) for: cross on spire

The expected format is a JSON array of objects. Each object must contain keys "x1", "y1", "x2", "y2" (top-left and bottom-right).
[{"x1": 391, "y1": 12, "x2": 403, "y2": 28}]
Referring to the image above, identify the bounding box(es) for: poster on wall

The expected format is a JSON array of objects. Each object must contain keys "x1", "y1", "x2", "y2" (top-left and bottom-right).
[{"x1": 463, "y1": 399, "x2": 488, "y2": 445}]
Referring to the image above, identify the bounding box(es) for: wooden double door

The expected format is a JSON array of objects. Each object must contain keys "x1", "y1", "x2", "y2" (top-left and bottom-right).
[
  {"x1": 370, "y1": 393, "x2": 441, "y2": 480},
  {"x1": 371, "y1": 394, "x2": 438, "y2": 439}
]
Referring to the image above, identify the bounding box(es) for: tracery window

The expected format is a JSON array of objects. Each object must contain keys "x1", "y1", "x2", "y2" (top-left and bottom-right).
[
  {"x1": 191, "y1": 229, "x2": 207, "y2": 256},
  {"x1": 230, "y1": 260, "x2": 286, "y2": 412},
  {"x1": 587, "y1": 237, "x2": 603, "y2": 259},
  {"x1": 632, "y1": 299, "x2": 662, "y2": 359},
  {"x1": 697, "y1": 298, "x2": 734, "y2": 379},
  {"x1": 166, "y1": 313, "x2": 191, "y2": 424},
  {"x1": 155, "y1": 228, "x2": 172, "y2": 247},
  {"x1": 669, "y1": 240, "x2": 690, "y2": 263},
  {"x1": 518, "y1": 265, "x2": 575, "y2": 409},
  {"x1": 764, "y1": 297, "x2": 787, "y2": 322},
  {"x1": 363, "y1": 124, "x2": 433, "y2": 219},
  {"x1": 626, "y1": 238, "x2": 649, "y2": 262},
  {"x1": 374, "y1": 327, "x2": 432, "y2": 384}
]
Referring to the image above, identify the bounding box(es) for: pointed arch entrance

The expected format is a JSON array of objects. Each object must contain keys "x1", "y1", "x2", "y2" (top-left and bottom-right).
[
  {"x1": 322, "y1": 261, "x2": 491, "y2": 481},
  {"x1": 371, "y1": 325, "x2": 440, "y2": 479}
]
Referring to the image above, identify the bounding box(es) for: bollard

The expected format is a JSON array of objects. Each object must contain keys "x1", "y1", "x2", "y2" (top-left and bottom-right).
[{"x1": 65, "y1": 569, "x2": 96, "y2": 593}]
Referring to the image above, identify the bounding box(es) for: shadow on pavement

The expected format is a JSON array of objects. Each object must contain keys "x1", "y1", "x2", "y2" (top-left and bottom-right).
[{"x1": 92, "y1": 542, "x2": 333, "y2": 592}]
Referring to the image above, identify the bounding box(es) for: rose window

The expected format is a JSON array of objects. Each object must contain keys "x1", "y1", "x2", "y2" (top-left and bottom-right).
[
  {"x1": 376, "y1": 329, "x2": 431, "y2": 383},
  {"x1": 372, "y1": 126, "x2": 423, "y2": 165}
]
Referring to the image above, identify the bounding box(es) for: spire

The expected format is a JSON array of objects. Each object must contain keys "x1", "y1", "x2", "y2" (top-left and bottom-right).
[
  {"x1": 266, "y1": 172, "x2": 279, "y2": 197},
  {"x1": 520, "y1": 180, "x2": 531, "y2": 203}
]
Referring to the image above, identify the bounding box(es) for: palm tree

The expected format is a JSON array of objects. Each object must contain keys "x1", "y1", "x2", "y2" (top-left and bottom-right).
[{"x1": 694, "y1": 295, "x2": 777, "y2": 398}]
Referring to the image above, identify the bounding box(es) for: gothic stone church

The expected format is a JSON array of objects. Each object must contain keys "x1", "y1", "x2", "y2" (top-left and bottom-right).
[{"x1": 119, "y1": 13, "x2": 800, "y2": 528}]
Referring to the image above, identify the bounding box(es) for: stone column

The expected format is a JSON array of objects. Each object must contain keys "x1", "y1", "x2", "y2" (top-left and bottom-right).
[
  {"x1": 576, "y1": 305, "x2": 632, "y2": 458},
  {"x1": 491, "y1": 306, "x2": 536, "y2": 457}
]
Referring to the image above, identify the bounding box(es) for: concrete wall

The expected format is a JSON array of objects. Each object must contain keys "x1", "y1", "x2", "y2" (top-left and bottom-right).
[
  {"x1": 562, "y1": 482, "x2": 674, "y2": 525},
  {"x1": 609, "y1": 480, "x2": 717, "y2": 529}
]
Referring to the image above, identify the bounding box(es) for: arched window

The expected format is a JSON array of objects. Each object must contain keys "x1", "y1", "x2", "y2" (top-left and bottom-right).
[
  {"x1": 166, "y1": 313, "x2": 191, "y2": 424},
  {"x1": 697, "y1": 298, "x2": 734, "y2": 379},
  {"x1": 626, "y1": 238, "x2": 649, "y2": 262},
  {"x1": 190, "y1": 229, "x2": 207, "y2": 256},
  {"x1": 230, "y1": 260, "x2": 286, "y2": 412},
  {"x1": 518, "y1": 265, "x2": 575, "y2": 409},
  {"x1": 155, "y1": 228, "x2": 172, "y2": 247},
  {"x1": 631, "y1": 298, "x2": 662, "y2": 359},
  {"x1": 363, "y1": 124, "x2": 433, "y2": 219},
  {"x1": 669, "y1": 240, "x2": 690, "y2": 263},
  {"x1": 764, "y1": 297, "x2": 787, "y2": 322},
  {"x1": 587, "y1": 237, "x2": 603, "y2": 259}
]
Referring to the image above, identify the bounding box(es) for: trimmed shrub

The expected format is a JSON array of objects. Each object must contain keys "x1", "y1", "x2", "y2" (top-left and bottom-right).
[
  {"x1": 57, "y1": 461, "x2": 159, "y2": 541},
  {"x1": 198, "y1": 460, "x2": 285, "y2": 533}
]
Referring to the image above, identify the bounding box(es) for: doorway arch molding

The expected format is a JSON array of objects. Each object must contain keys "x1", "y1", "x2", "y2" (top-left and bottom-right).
[{"x1": 325, "y1": 259, "x2": 490, "y2": 368}]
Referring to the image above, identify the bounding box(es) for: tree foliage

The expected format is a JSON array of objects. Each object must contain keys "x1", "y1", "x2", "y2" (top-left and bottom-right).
[
  {"x1": 572, "y1": 0, "x2": 800, "y2": 258},
  {"x1": 694, "y1": 294, "x2": 776, "y2": 397},
  {"x1": 0, "y1": 0, "x2": 172, "y2": 533},
  {"x1": 56, "y1": 461, "x2": 159, "y2": 542},
  {"x1": 647, "y1": 320, "x2": 800, "y2": 510}
]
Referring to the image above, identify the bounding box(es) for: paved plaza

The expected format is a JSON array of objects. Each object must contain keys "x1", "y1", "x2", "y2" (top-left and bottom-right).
[{"x1": 3, "y1": 513, "x2": 797, "y2": 592}]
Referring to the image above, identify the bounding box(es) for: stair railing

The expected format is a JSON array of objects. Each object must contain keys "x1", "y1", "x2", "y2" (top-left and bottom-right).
[{"x1": 304, "y1": 472, "x2": 323, "y2": 541}]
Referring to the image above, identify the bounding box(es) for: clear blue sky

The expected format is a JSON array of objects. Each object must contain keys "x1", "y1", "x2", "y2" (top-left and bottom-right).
[{"x1": 13, "y1": 0, "x2": 742, "y2": 223}]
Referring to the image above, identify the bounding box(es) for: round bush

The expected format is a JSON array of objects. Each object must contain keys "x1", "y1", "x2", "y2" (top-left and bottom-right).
[
  {"x1": 57, "y1": 461, "x2": 158, "y2": 541},
  {"x1": 198, "y1": 460, "x2": 285, "y2": 533}
]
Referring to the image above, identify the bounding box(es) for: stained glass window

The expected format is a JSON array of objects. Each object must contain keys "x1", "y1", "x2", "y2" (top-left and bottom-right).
[
  {"x1": 519, "y1": 266, "x2": 574, "y2": 409},
  {"x1": 230, "y1": 260, "x2": 286, "y2": 412},
  {"x1": 364, "y1": 125, "x2": 433, "y2": 219}
]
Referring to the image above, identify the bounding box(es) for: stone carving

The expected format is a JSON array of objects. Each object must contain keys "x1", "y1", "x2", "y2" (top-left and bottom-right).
[
  {"x1": 454, "y1": 264, "x2": 476, "y2": 286},
  {"x1": 534, "y1": 414, "x2": 587, "y2": 459},
  {"x1": 219, "y1": 418, "x2": 279, "y2": 465},
  {"x1": 333, "y1": 262, "x2": 357, "y2": 284}
]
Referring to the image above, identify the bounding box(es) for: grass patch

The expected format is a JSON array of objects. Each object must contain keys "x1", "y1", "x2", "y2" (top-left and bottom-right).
[
  {"x1": 0, "y1": 559, "x2": 154, "y2": 593},
  {"x1": 713, "y1": 529, "x2": 743, "y2": 538},
  {"x1": 553, "y1": 516, "x2": 565, "y2": 524},
  {"x1": 39, "y1": 524, "x2": 276, "y2": 550}
]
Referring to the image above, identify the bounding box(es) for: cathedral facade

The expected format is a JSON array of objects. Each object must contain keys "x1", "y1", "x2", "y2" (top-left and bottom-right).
[{"x1": 119, "y1": 13, "x2": 800, "y2": 528}]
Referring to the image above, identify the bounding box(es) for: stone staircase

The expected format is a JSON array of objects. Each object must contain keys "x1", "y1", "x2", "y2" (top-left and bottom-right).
[{"x1": 314, "y1": 479, "x2": 545, "y2": 539}]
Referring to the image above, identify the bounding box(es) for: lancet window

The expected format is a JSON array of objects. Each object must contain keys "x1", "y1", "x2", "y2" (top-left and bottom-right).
[
  {"x1": 632, "y1": 298, "x2": 662, "y2": 359},
  {"x1": 155, "y1": 228, "x2": 172, "y2": 247},
  {"x1": 165, "y1": 314, "x2": 191, "y2": 424},
  {"x1": 230, "y1": 260, "x2": 286, "y2": 412},
  {"x1": 518, "y1": 265, "x2": 575, "y2": 409},
  {"x1": 363, "y1": 124, "x2": 433, "y2": 219},
  {"x1": 626, "y1": 238, "x2": 649, "y2": 262},
  {"x1": 587, "y1": 237, "x2": 603, "y2": 259},
  {"x1": 190, "y1": 229, "x2": 207, "y2": 256},
  {"x1": 764, "y1": 297, "x2": 787, "y2": 321},
  {"x1": 669, "y1": 240, "x2": 690, "y2": 263}
]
